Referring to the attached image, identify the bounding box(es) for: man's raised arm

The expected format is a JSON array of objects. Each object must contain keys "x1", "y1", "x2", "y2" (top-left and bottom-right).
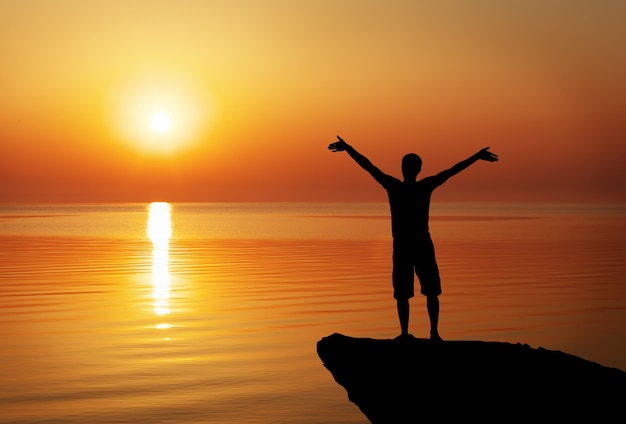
[
  {"x1": 435, "y1": 147, "x2": 499, "y2": 183},
  {"x1": 328, "y1": 135, "x2": 388, "y2": 184}
]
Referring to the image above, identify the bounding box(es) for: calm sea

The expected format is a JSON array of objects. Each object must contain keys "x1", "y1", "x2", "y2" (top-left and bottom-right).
[{"x1": 1, "y1": 202, "x2": 625, "y2": 423}]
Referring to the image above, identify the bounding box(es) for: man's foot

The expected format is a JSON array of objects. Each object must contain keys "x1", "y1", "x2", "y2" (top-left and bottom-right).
[
  {"x1": 395, "y1": 333, "x2": 414, "y2": 341},
  {"x1": 430, "y1": 332, "x2": 443, "y2": 342}
]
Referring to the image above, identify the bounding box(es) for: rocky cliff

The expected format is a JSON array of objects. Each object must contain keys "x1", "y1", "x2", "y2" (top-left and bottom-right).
[{"x1": 317, "y1": 333, "x2": 625, "y2": 423}]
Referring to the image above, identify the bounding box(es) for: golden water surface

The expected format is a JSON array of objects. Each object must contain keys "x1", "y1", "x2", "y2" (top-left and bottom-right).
[{"x1": 1, "y1": 203, "x2": 625, "y2": 423}]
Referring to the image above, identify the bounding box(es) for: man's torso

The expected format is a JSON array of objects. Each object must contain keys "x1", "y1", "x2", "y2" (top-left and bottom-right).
[{"x1": 381, "y1": 177, "x2": 438, "y2": 240}]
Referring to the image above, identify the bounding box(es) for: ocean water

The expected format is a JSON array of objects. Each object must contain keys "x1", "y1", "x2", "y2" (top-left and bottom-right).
[{"x1": 1, "y1": 202, "x2": 625, "y2": 423}]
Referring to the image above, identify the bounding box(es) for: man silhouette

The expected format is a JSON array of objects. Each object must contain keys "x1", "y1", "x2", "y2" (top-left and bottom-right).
[{"x1": 328, "y1": 135, "x2": 498, "y2": 340}]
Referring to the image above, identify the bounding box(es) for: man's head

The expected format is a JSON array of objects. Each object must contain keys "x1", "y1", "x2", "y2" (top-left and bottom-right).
[{"x1": 402, "y1": 153, "x2": 422, "y2": 180}]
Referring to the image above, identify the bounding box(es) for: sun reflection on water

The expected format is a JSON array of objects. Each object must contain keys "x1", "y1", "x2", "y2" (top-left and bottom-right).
[{"x1": 147, "y1": 202, "x2": 172, "y2": 336}]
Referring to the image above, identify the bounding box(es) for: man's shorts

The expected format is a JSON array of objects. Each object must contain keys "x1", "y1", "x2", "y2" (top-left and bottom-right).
[{"x1": 392, "y1": 235, "x2": 442, "y2": 299}]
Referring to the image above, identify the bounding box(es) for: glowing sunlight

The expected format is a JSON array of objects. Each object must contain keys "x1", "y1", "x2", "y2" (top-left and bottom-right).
[
  {"x1": 149, "y1": 112, "x2": 172, "y2": 133},
  {"x1": 147, "y1": 202, "x2": 172, "y2": 331},
  {"x1": 111, "y1": 73, "x2": 214, "y2": 155}
]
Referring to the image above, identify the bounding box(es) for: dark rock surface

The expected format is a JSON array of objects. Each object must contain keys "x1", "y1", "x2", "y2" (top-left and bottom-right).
[{"x1": 317, "y1": 333, "x2": 626, "y2": 423}]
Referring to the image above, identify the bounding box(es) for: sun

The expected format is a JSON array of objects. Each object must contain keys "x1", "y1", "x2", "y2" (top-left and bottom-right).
[
  {"x1": 111, "y1": 71, "x2": 216, "y2": 155},
  {"x1": 149, "y1": 112, "x2": 172, "y2": 133}
]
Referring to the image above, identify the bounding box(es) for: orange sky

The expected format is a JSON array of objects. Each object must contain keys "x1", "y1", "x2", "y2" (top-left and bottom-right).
[{"x1": 1, "y1": 1, "x2": 625, "y2": 204}]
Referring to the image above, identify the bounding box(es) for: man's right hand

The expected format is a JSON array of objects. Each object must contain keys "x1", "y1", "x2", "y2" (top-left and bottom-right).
[
  {"x1": 476, "y1": 147, "x2": 499, "y2": 162},
  {"x1": 328, "y1": 135, "x2": 348, "y2": 152}
]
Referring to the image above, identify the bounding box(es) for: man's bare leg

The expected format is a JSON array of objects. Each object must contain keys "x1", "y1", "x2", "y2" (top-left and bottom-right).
[
  {"x1": 427, "y1": 295, "x2": 442, "y2": 341},
  {"x1": 397, "y1": 299, "x2": 410, "y2": 336}
]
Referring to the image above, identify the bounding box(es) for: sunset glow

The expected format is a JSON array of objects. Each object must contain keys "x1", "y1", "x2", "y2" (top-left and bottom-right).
[{"x1": 1, "y1": 1, "x2": 624, "y2": 203}]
